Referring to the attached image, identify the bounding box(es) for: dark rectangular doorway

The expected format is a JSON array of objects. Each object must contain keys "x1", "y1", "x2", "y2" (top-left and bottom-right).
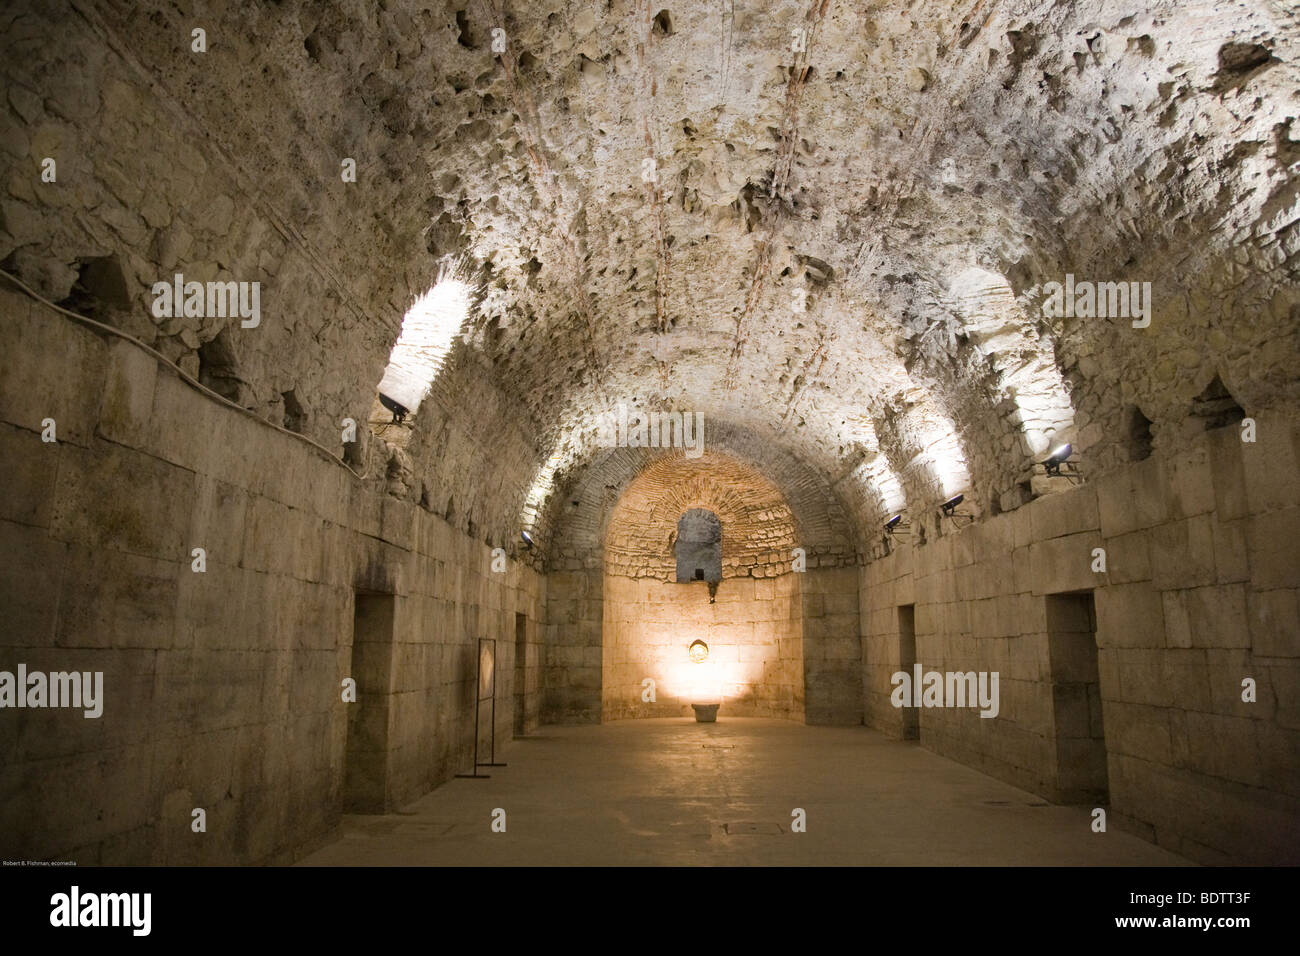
[
  {"x1": 344, "y1": 592, "x2": 395, "y2": 813},
  {"x1": 898, "y1": 604, "x2": 918, "y2": 740},
  {"x1": 514, "y1": 612, "x2": 528, "y2": 735},
  {"x1": 1046, "y1": 591, "x2": 1109, "y2": 804}
]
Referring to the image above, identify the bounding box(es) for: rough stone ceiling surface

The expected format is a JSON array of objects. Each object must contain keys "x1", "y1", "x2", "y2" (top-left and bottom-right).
[{"x1": 5, "y1": 0, "x2": 1299, "y2": 562}]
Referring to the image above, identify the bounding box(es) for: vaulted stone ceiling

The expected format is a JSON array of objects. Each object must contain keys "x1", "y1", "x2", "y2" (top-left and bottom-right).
[{"x1": 6, "y1": 0, "x2": 1298, "y2": 560}]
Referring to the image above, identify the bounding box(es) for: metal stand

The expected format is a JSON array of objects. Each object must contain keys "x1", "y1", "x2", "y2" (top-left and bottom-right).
[{"x1": 456, "y1": 638, "x2": 507, "y2": 778}]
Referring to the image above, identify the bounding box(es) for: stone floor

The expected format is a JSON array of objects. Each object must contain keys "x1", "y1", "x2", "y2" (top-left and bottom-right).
[{"x1": 299, "y1": 718, "x2": 1191, "y2": 866}]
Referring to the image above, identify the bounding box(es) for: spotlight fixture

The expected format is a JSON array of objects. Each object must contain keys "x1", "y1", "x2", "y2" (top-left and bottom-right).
[
  {"x1": 1042, "y1": 443, "x2": 1077, "y2": 478},
  {"x1": 884, "y1": 513, "x2": 911, "y2": 536},
  {"x1": 938, "y1": 493, "x2": 974, "y2": 528},
  {"x1": 520, "y1": 530, "x2": 535, "y2": 549},
  {"x1": 378, "y1": 392, "x2": 410, "y2": 425},
  {"x1": 688, "y1": 639, "x2": 710, "y2": 663}
]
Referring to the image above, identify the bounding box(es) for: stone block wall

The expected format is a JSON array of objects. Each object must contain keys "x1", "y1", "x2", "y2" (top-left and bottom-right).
[
  {"x1": 860, "y1": 414, "x2": 1300, "y2": 864},
  {"x1": 0, "y1": 3, "x2": 393, "y2": 455},
  {"x1": 514, "y1": 610, "x2": 543, "y2": 735},
  {"x1": 802, "y1": 565, "x2": 863, "y2": 726},
  {"x1": 542, "y1": 445, "x2": 862, "y2": 727},
  {"x1": 0, "y1": 286, "x2": 542, "y2": 865},
  {"x1": 600, "y1": 573, "x2": 804, "y2": 721},
  {"x1": 0, "y1": 4, "x2": 548, "y2": 556},
  {"x1": 541, "y1": 567, "x2": 603, "y2": 724}
]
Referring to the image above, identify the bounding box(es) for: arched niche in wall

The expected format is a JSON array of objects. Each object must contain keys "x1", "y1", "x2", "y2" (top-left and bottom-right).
[
  {"x1": 537, "y1": 436, "x2": 863, "y2": 730},
  {"x1": 600, "y1": 451, "x2": 805, "y2": 724}
]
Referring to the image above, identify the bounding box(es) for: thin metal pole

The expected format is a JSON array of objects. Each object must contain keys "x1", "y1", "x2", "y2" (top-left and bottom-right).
[
  {"x1": 473, "y1": 673, "x2": 481, "y2": 769},
  {"x1": 483, "y1": 637, "x2": 507, "y2": 767},
  {"x1": 457, "y1": 638, "x2": 491, "y2": 777}
]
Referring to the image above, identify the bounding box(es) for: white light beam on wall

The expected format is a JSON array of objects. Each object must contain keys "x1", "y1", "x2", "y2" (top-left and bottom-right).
[{"x1": 377, "y1": 279, "x2": 472, "y2": 414}]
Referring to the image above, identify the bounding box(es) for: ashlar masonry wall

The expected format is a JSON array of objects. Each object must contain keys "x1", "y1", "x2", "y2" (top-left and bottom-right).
[
  {"x1": 861, "y1": 415, "x2": 1300, "y2": 864},
  {"x1": 544, "y1": 447, "x2": 862, "y2": 726},
  {"x1": 601, "y1": 573, "x2": 804, "y2": 721},
  {"x1": 0, "y1": 286, "x2": 543, "y2": 865}
]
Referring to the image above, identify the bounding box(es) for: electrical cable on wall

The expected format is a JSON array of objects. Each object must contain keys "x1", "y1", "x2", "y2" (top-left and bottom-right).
[{"x1": 0, "y1": 267, "x2": 374, "y2": 481}]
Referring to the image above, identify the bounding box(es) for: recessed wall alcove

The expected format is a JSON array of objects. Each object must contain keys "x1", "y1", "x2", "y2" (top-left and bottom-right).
[{"x1": 601, "y1": 451, "x2": 806, "y2": 721}]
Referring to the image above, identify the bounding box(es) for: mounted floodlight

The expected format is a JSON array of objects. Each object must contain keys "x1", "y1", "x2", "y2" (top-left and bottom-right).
[
  {"x1": 378, "y1": 393, "x2": 410, "y2": 424},
  {"x1": 940, "y1": 493, "x2": 965, "y2": 517},
  {"x1": 884, "y1": 513, "x2": 910, "y2": 535},
  {"x1": 520, "y1": 530, "x2": 535, "y2": 549},
  {"x1": 1042, "y1": 443, "x2": 1074, "y2": 477}
]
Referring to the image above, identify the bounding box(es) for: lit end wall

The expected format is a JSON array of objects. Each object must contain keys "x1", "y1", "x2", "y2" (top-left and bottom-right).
[{"x1": 602, "y1": 573, "x2": 804, "y2": 720}]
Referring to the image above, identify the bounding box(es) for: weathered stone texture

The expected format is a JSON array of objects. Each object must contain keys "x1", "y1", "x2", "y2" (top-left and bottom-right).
[
  {"x1": 1, "y1": 0, "x2": 1296, "y2": 868},
  {"x1": 0, "y1": 288, "x2": 542, "y2": 864},
  {"x1": 861, "y1": 416, "x2": 1300, "y2": 864}
]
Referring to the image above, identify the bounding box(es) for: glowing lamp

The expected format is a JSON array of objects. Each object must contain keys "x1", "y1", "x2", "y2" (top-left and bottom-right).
[
  {"x1": 1043, "y1": 443, "x2": 1073, "y2": 477},
  {"x1": 884, "y1": 513, "x2": 911, "y2": 535},
  {"x1": 687, "y1": 640, "x2": 721, "y2": 721}
]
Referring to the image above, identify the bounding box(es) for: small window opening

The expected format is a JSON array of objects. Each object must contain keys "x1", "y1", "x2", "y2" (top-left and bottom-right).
[
  {"x1": 1123, "y1": 405, "x2": 1154, "y2": 461},
  {"x1": 281, "y1": 389, "x2": 306, "y2": 433},
  {"x1": 675, "y1": 509, "x2": 721, "y2": 583},
  {"x1": 57, "y1": 255, "x2": 131, "y2": 320},
  {"x1": 198, "y1": 329, "x2": 245, "y2": 403},
  {"x1": 1190, "y1": 374, "x2": 1245, "y2": 431},
  {"x1": 375, "y1": 273, "x2": 472, "y2": 423}
]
